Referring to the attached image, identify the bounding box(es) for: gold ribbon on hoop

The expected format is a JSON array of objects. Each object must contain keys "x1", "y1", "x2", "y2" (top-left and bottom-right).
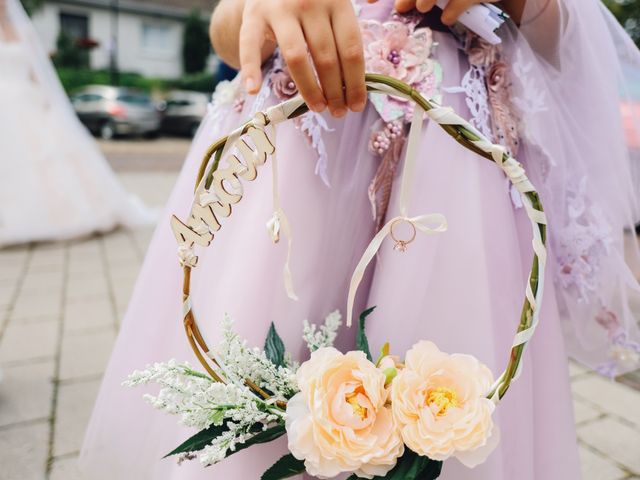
[{"x1": 346, "y1": 105, "x2": 448, "y2": 327}]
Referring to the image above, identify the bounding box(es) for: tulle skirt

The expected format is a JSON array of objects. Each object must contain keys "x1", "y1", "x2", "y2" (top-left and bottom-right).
[
  {"x1": 0, "y1": 61, "x2": 154, "y2": 247},
  {"x1": 79, "y1": 30, "x2": 581, "y2": 479}
]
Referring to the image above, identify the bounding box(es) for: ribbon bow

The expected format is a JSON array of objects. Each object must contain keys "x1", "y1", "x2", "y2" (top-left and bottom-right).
[{"x1": 346, "y1": 105, "x2": 448, "y2": 326}]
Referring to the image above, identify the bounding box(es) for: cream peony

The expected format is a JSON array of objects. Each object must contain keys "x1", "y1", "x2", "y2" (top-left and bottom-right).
[
  {"x1": 285, "y1": 348, "x2": 404, "y2": 479},
  {"x1": 391, "y1": 341, "x2": 499, "y2": 468}
]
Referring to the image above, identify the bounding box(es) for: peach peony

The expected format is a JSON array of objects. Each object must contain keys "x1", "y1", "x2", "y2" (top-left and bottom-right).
[
  {"x1": 285, "y1": 348, "x2": 404, "y2": 479},
  {"x1": 391, "y1": 341, "x2": 499, "y2": 468}
]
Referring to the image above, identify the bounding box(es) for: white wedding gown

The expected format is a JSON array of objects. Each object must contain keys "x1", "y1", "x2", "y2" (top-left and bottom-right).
[{"x1": 0, "y1": 23, "x2": 154, "y2": 247}]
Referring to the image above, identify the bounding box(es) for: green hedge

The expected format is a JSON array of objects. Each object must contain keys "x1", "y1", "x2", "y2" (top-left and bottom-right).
[{"x1": 57, "y1": 68, "x2": 216, "y2": 95}]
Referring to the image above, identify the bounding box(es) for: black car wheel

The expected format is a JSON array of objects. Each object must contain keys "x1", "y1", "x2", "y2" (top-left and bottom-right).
[{"x1": 100, "y1": 121, "x2": 116, "y2": 140}]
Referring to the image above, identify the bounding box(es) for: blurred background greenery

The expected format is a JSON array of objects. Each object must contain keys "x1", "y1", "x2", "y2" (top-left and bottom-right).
[
  {"x1": 20, "y1": 0, "x2": 216, "y2": 95},
  {"x1": 603, "y1": 0, "x2": 640, "y2": 45},
  {"x1": 17, "y1": 0, "x2": 640, "y2": 97}
]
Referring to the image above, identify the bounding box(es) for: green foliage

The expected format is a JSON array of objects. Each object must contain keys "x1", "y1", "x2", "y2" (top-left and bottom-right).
[
  {"x1": 53, "y1": 31, "x2": 88, "y2": 69},
  {"x1": 19, "y1": 0, "x2": 43, "y2": 16},
  {"x1": 56, "y1": 68, "x2": 214, "y2": 95},
  {"x1": 346, "y1": 450, "x2": 443, "y2": 480},
  {"x1": 182, "y1": 9, "x2": 210, "y2": 74},
  {"x1": 603, "y1": 0, "x2": 640, "y2": 47},
  {"x1": 164, "y1": 423, "x2": 228, "y2": 458},
  {"x1": 172, "y1": 71, "x2": 215, "y2": 93},
  {"x1": 165, "y1": 423, "x2": 285, "y2": 459},
  {"x1": 356, "y1": 307, "x2": 375, "y2": 362},
  {"x1": 264, "y1": 322, "x2": 286, "y2": 368},
  {"x1": 261, "y1": 454, "x2": 306, "y2": 480}
]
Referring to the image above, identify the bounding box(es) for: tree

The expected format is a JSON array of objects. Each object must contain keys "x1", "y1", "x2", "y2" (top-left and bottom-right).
[
  {"x1": 19, "y1": 0, "x2": 43, "y2": 16},
  {"x1": 182, "y1": 9, "x2": 210, "y2": 75},
  {"x1": 53, "y1": 31, "x2": 88, "y2": 69},
  {"x1": 603, "y1": 0, "x2": 640, "y2": 47}
]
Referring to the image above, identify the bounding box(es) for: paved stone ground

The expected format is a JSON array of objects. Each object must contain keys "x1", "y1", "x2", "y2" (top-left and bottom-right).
[{"x1": 1, "y1": 165, "x2": 639, "y2": 479}]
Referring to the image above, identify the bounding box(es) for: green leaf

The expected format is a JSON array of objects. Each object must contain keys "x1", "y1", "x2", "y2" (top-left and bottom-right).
[
  {"x1": 356, "y1": 307, "x2": 376, "y2": 361},
  {"x1": 264, "y1": 322, "x2": 286, "y2": 368},
  {"x1": 165, "y1": 423, "x2": 285, "y2": 460},
  {"x1": 347, "y1": 450, "x2": 442, "y2": 479},
  {"x1": 164, "y1": 423, "x2": 228, "y2": 458},
  {"x1": 261, "y1": 454, "x2": 306, "y2": 480},
  {"x1": 230, "y1": 424, "x2": 286, "y2": 456}
]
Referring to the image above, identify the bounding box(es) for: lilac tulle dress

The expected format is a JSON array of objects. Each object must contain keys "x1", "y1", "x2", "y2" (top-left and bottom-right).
[{"x1": 80, "y1": 0, "x2": 640, "y2": 478}]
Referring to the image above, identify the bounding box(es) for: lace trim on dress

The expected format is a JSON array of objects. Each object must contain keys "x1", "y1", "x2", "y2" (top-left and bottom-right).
[
  {"x1": 447, "y1": 32, "x2": 523, "y2": 208},
  {"x1": 555, "y1": 177, "x2": 613, "y2": 302}
]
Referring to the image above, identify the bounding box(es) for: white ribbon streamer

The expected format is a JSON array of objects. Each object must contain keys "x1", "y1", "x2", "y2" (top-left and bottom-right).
[
  {"x1": 420, "y1": 103, "x2": 548, "y2": 399},
  {"x1": 346, "y1": 213, "x2": 448, "y2": 327},
  {"x1": 346, "y1": 105, "x2": 448, "y2": 326},
  {"x1": 263, "y1": 116, "x2": 299, "y2": 301}
]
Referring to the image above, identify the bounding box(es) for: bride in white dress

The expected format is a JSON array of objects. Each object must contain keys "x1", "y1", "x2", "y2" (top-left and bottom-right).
[{"x1": 0, "y1": 0, "x2": 154, "y2": 247}]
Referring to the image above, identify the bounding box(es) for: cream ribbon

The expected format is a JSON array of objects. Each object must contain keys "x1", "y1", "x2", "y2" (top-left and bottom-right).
[
  {"x1": 346, "y1": 106, "x2": 448, "y2": 327},
  {"x1": 265, "y1": 121, "x2": 299, "y2": 301},
  {"x1": 346, "y1": 213, "x2": 447, "y2": 327},
  {"x1": 419, "y1": 103, "x2": 548, "y2": 399}
]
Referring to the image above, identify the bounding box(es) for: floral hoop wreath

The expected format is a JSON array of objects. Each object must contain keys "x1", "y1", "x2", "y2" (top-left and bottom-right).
[{"x1": 170, "y1": 73, "x2": 547, "y2": 404}]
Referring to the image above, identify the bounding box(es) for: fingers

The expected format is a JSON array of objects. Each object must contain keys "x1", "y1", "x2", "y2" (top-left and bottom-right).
[
  {"x1": 415, "y1": 0, "x2": 437, "y2": 13},
  {"x1": 302, "y1": 16, "x2": 346, "y2": 117},
  {"x1": 441, "y1": 0, "x2": 480, "y2": 26},
  {"x1": 239, "y1": 15, "x2": 267, "y2": 94},
  {"x1": 272, "y1": 17, "x2": 327, "y2": 112},
  {"x1": 394, "y1": 0, "x2": 417, "y2": 13},
  {"x1": 330, "y1": 7, "x2": 366, "y2": 113}
]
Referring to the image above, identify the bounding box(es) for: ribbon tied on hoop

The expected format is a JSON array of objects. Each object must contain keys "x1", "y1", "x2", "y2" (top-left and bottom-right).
[{"x1": 346, "y1": 105, "x2": 448, "y2": 326}]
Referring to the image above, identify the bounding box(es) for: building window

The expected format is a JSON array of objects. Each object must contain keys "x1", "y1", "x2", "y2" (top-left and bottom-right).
[
  {"x1": 59, "y1": 12, "x2": 88, "y2": 40},
  {"x1": 141, "y1": 23, "x2": 172, "y2": 52}
]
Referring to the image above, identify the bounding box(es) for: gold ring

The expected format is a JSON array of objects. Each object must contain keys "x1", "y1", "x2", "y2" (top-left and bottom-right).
[{"x1": 390, "y1": 219, "x2": 417, "y2": 252}]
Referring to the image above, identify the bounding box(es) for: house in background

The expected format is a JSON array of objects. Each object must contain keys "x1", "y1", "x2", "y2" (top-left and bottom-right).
[{"x1": 31, "y1": 0, "x2": 214, "y2": 79}]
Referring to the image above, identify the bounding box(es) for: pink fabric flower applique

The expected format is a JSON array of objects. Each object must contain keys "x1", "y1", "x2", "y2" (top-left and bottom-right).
[{"x1": 360, "y1": 19, "x2": 442, "y2": 123}]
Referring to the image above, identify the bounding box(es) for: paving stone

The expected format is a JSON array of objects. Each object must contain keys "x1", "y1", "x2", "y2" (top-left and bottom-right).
[
  {"x1": 0, "y1": 421, "x2": 49, "y2": 480},
  {"x1": 0, "y1": 263, "x2": 25, "y2": 283},
  {"x1": 573, "y1": 398, "x2": 602, "y2": 424},
  {"x1": 67, "y1": 258, "x2": 104, "y2": 275},
  {"x1": 28, "y1": 248, "x2": 66, "y2": 271},
  {"x1": 569, "y1": 360, "x2": 589, "y2": 377},
  {"x1": 108, "y1": 264, "x2": 141, "y2": 282},
  {"x1": 19, "y1": 271, "x2": 64, "y2": 294},
  {"x1": 618, "y1": 368, "x2": 640, "y2": 391},
  {"x1": 64, "y1": 300, "x2": 114, "y2": 332},
  {"x1": 579, "y1": 445, "x2": 627, "y2": 480},
  {"x1": 68, "y1": 238, "x2": 101, "y2": 256},
  {"x1": 579, "y1": 417, "x2": 640, "y2": 473},
  {"x1": 572, "y1": 374, "x2": 640, "y2": 427},
  {"x1": 0, "y1": 248, "x2": 29, "y2": 266},
  {"x1": 12, "y1": 292, "x2": 62, "y2": 320},
  {"x1": 0, "y1": 284, "x2": 16, "y2": 309},
  {"x1": 0, "y1": 360, "x2": 54, "y2": 427},
  {"x1": 132, "y1": 228, "x2": 154, "y2": 252},
  {"x1": 0, "y1": 321, "x2": 58, "y2": 363},
  {"x1": 54, "y1": 380, "x2": 101, "y2": 457},
  {"x1": 50, "y1": 455, "x2": 85, "y2": 480},
  {"x1": 59, "y1": 329, "x2": 116, "y2": 381},
  {"x1": 111, "y1": 281, "x2": 135, "y2": 311},
  {"x1": 65, "y1": 277, "x2": 109, "y2": 301}
]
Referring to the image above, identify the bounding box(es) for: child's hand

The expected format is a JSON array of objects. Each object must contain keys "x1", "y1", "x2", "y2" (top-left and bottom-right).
[
  {"x1": 375, "y1": 0, "x2": 498, "y2": 26},
  {"x1": 239, "y1": 0, "x2": 366, "y2": 118}
]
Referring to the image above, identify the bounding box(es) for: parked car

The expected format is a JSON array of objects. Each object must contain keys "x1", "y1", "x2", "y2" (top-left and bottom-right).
[
  {"x1": 71, "y1": 85, "x2": 161, "y2": 140},
  {"x1": 160, "y1": 90, "x2": 209, "y2": 137}
]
